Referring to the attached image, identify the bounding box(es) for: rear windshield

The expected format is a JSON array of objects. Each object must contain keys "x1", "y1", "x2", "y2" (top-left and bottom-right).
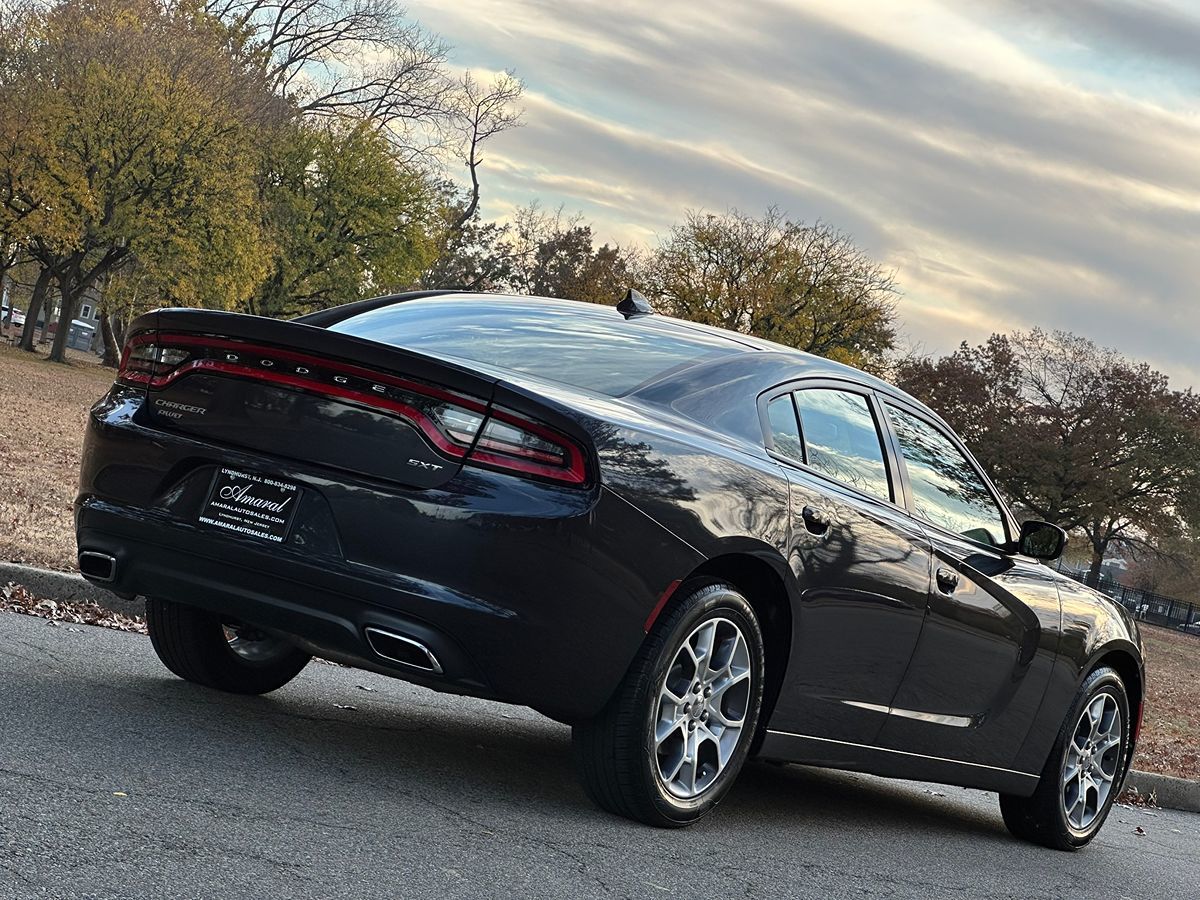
[{"x1": 329, "y1": 297, "x2": 744, "y2": 396}]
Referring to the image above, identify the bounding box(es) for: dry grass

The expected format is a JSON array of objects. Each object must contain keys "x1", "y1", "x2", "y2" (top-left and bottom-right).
[
  {"x1": 0, "y1": 343, "x2": 113, "y2": 571},
  {"x1": 1134, "y1": 625, "x2": 1200, "y2": 780},
  {"x1": 0, "y1": 341, "x2": 1196, "y2": 780}
]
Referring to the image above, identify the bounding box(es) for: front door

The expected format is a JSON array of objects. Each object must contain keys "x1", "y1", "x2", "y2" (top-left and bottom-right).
[{"x1": 875, "y1": 403, "x2": 1060, "y2": 770}]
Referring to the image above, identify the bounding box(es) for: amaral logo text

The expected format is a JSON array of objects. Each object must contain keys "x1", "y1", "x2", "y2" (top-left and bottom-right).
[{"x1": 218, "y1": 483, "x2": 294, "y2": 514}]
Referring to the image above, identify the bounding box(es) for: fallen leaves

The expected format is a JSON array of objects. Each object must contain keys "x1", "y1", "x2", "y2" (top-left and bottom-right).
[
  {"x1": 1118, "y1": 787, "x2": 1159, "y2": 809},
  {"x1": 1, "y1": 582, "x2": 146, "y2": 633}
]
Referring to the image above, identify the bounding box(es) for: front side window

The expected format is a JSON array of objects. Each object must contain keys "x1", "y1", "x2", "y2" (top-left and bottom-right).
[
  {"x1": 767, "y1": 395, "x2": 803, "y2": 461},
  {"x1": 793, "y1": 389, "x2": 891, "y2": 501},
  {"x1": 885, "y1": 405, "x2": 1007, "y2": 546}
]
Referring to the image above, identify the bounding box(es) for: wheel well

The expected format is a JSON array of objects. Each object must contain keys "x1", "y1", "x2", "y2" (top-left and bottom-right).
[
  {"x1": 688, "y1": 553, "x2": 793, "y2": 740},
  {"x1": 1089, "y1": 649, "x2": 1144, "y2": 730}
]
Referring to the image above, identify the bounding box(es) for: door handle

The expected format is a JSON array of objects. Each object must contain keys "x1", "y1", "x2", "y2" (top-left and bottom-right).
[
  {"x1": 801, "y1": 505, "x2": 832, "y2": 535},
  {"x1": 936, "y1": 566, "x2": 960, "y2": 594}
]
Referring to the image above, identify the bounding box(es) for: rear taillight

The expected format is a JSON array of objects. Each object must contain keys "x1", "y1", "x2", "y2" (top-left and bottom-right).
[
  {"x1": 469, "y1": 409, "x2": 588, "y2": 484},
  {"x1": 118, "y1": 331, "x2": 588, "y2": 485}
]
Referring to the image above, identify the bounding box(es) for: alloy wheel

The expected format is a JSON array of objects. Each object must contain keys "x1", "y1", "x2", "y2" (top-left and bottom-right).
[
  {"x1": 652, "y1": 617, "x2": 753, "y2": 799},
  {"x1": 1061, "y1": 692, "x2": 1123, "y2": 831}
]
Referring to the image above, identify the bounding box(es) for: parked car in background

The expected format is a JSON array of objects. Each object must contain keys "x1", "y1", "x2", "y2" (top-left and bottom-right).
[
  {"x1": 2, "y1": 303, "x2": 25, "y2": 328},
  {"x1": 76, "y1": 290, "x2": 1144, "y2": 850}
]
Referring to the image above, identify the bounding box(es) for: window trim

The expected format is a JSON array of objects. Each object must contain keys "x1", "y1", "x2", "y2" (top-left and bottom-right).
[
  {"x1": 877, "y1": 395, "x2": 1016, "y2": 549},
  {"x1": 764, "y1": 392, "x2": 805, "y2": 464},
  {"x1": 758, "y1": 377, "x2": 902, "y2": 508}
]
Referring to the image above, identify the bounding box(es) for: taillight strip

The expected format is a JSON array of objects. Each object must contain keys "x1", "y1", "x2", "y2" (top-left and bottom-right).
[
  {"x1": 177, "y1": 359, "x2": 471, "y2": 458},
  {"x1": 150, "y1": 333, "x2": 487, "y2": 412}
]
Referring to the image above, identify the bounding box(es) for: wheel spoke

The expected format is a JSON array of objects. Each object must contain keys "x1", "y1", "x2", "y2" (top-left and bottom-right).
[
  {"x1": 710, "y1": 668, "x2": 750, "y2": 702},
  {"x1": 1094, "y1": 735, "x2": 1121, "y2": 756},
  {"x1": 694, "y1": 621, "x2": 718, "y2": 681},
  {"x1": 655, "y1": 717, "x2": 685, "y2": 748}
]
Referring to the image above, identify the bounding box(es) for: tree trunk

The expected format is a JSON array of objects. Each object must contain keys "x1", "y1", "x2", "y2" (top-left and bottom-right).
[
  {"x1": 1087, "y1": 542, "x2": 1106, "y2": 587},
  {"x1": 19, "y1": 267, "x2": 51, "y2": 352},
  {"x1": 49, "y1": 274, "x2": 78, "y2": 364},
  {"x1": 99, "y1": 302, "x2": 120, "y2": 368}
]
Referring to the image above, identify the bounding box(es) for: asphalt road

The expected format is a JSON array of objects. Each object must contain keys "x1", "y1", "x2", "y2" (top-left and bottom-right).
[{"x1": 1, "y1": 610, "x2": 1197, "y2": 900}]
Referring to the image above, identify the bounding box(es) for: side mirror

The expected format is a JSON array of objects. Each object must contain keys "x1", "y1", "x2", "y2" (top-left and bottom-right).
[{"x1": 1018, "y1": 520, "x2": 1067, "y2": 561}]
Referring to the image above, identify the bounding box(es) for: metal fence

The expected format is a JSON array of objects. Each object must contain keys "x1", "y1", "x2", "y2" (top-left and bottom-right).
[{"x1": 1058, "y1": 566, "x2": 1200, "y2": 636}]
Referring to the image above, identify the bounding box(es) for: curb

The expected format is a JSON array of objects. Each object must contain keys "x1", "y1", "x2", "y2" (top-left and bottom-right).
[
  {"x1": 3, "y1": 562, "x2": 1199, "y2": 814},
  {"x1": 1124, "y1": 769, "x2": 1200, "y2": 814},
  {"x1": 0, "y1": 561, "x2": 144, "y2": 618}
]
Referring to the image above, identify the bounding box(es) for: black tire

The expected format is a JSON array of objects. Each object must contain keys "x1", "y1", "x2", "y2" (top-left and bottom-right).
[
  {"x1": 572, "y1": 580, "x2": 766, "y2": 827},
  {"x1": 145, "y1": 596, "x2": 310, "y2": 695},
  {"x1": 999, "y1": 666, "x2": 1130, "y2": 850}
]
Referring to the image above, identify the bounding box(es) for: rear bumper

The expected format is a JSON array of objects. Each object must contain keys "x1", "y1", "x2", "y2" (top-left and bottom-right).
[{"x1": 77, "y1": 488, "x2": 700, "y2": 723}]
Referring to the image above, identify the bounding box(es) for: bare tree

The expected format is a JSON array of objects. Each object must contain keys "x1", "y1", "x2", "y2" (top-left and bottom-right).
[
  {"x1": 449, "y1": 70, "x2": 523, "y2": 230},
  {"x1": 207, "y1": 0, "x2": 453, "y2": 145}
]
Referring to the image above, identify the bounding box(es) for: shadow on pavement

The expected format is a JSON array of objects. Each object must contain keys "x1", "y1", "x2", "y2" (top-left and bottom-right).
[{"x1": 77, "y1": 669, "x2": 1010, "y2": 843}]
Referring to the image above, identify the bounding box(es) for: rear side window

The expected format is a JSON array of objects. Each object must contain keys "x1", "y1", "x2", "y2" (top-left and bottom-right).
[
  {"x1": 767, "y1": 395, "x2": 803, "y2": 461},
  {"x1": 329, "y1": 298, "x2": 742, "y2": 396},
  {"x1": 885, "y1": 405, "x2": 1007, "y2": 546},
  {"x1": 793, "y1": 389, "x2": 891, "y2": 501}
]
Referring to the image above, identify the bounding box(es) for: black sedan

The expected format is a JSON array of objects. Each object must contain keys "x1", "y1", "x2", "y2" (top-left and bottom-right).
[{"x1": 76, "y1": 290, "x2": 1144, "y2": 849}]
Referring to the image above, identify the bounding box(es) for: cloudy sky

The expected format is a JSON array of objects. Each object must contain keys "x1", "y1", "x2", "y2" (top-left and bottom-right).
[{"x1": 408, "y1": 0, "x2": 1200, "y2": 387}]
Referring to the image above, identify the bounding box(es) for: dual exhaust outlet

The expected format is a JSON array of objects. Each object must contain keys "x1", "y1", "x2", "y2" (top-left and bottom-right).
[
  {"x1": 364, "y1": 626, "x2": 443, "y2": 675},
  {"x1": 78, "y1": 550, "x2": 118, "y2": 583}
]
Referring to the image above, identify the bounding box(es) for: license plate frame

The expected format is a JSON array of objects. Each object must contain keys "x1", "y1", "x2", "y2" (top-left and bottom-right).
[{"x1": 198, "y1": 467, "x2": 301, "y2": 544}]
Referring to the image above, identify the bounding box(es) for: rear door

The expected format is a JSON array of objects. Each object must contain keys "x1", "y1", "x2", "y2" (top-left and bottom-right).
[
  {"x1": 763, "y1": 383, "x2": 933, "y2": 746},
  {"x1": 875, "y1": 401, "x2": 1060, "y2": 769}
]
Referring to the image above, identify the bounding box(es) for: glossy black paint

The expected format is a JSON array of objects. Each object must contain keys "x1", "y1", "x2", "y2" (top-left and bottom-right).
[{"x1": 76, "y1": 293, "x2": 1144, "y2": 797}]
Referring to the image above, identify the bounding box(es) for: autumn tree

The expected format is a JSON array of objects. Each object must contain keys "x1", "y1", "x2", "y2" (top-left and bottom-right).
[
  {"x1": 896, "y1": 329, "x2": 1200, "y2": 584},
  {"x1": 644, "y1": 208, "x2": 897, "y2": 368},
  {"x1": 422, "y1": 202, "x2": 638, "y2": 304},
  {"x1": 505, "y1": 204, "x2": 636, "y2": 304},
  {"x1": 206, "y1": 0, "x2": 452, "y2": 140},
  {"x1": 0, "y1": 0, "x2": 273, "y2": 362},
  {"x1": 208, "y1": 0, "x2": 523, "y2": 220},
  {"x1": 420, "y1": 211, "x2": 514, "y2": 292},
  {"x1": 250, "y1": 119, "x2": 441, "y2": 317}
]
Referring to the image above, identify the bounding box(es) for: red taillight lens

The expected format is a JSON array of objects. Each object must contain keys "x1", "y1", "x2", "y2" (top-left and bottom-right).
[
  {"x1": 119, "y1": 331, "x2": 589, "y2": 486},
  {"x1": 117, "y1": 334, "x2": 190, "y2": 385},
  {"x1": 467, "y1": 408, "x2": 588, "y2": 485}
]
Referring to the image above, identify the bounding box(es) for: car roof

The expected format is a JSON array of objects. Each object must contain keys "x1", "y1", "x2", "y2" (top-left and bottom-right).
[{"x1": 425, "y1": 292, "x2": 930, "y2": 405}]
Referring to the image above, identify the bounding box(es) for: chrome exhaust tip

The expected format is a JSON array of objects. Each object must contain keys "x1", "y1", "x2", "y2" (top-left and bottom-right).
[
  {"x1": 364, "y1": 626, "x2": 443, "y2": 675},
  {"x1": 78, "y1": 551, "x2": 117, "y2": 583}
]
